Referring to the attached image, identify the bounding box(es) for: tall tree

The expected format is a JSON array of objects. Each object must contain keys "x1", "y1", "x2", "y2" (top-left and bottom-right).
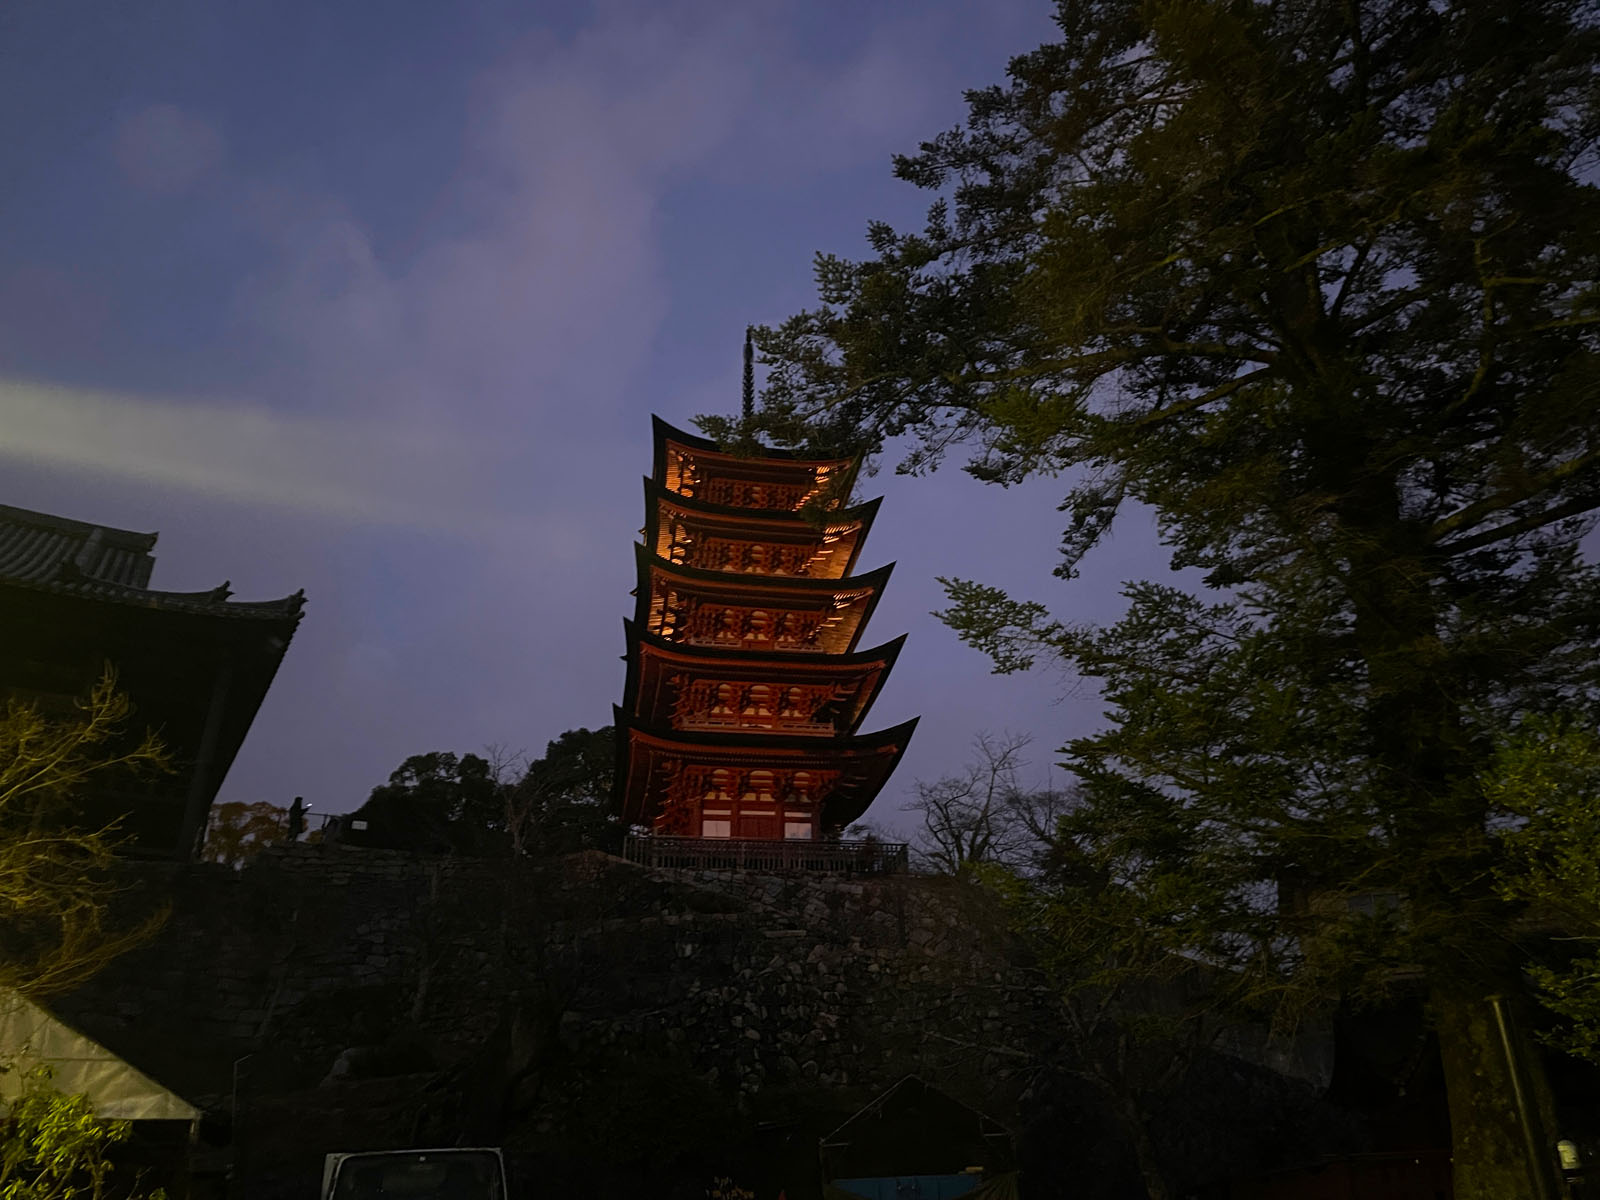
[
  {"x1": 505, "y1": 727, "x2": 617, "y2": 857},
  {"x1": 710, "y1": 2, "x2": 1600, "y2": 1196},
  {"x1": 350, "y1": 751, "x2": 506, "y2": 854}
]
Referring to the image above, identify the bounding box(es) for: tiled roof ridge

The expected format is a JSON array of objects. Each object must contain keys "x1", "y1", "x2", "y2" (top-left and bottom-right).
[
  {"x1": 0, "y1": 572, "x2": 306, "y2": 621},
  {"x1": 0, "y1": 502, "x2": 158, "y2": 551},
  {"x1": 0, "y1": 501, "x2": 303, "y2": 621}
]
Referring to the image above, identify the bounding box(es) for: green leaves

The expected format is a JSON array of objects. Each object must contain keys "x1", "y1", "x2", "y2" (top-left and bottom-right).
[
  {"x1": 1489, "y1": 721, "x2": 1600, "y2": 1062},
  {"x1": 0, "y1": 1064, "x2": 164, "y2": 1200},
  {"x1": 932, "y1": 578, "x2": 1063, "y2": 674}
]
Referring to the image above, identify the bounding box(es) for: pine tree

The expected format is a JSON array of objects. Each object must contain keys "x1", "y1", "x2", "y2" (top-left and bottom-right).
[{"x1": 714, "y1": 3, "x2": 1600, "y2": 1195}]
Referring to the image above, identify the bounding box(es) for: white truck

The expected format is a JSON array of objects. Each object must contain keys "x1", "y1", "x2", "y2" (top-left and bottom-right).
[{"x1": 320, "y1": 1148, "x2": 509, "y2": 1200}]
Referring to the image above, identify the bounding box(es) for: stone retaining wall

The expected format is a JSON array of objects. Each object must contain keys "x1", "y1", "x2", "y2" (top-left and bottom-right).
[{"x1": 57, "y1": 844, "x2": 1046, "y2": 1116}]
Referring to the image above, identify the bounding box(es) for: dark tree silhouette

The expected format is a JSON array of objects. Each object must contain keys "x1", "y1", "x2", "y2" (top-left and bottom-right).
[
  {"x1": 712, "y1": 2, "x2": 1600, "y2": 1194},
  {"x1": 347, "y1": 751, "x2": 505, "y2": 855},
  {"x1": 505, "y1": 726, "x2": 617, "y2": 857}
]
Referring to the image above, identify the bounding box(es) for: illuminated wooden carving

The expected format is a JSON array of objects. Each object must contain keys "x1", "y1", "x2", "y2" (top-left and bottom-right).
[
  {"x1": 622, "y1": 624, "x2": 903, "y2": 739},
  {"x1": 617, "y1": 416, "x2": 917, "y2": 844},
  {"x1": 644, "y1": 483, "x2": 881, "y2": 583},
  {"x1": 638, "y1": 549, "x2": 890, "y2": 656}
]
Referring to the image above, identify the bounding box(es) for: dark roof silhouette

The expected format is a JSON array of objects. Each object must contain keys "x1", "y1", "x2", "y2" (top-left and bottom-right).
[{"x1": 0, "y1": 503, "x2": 304, "y2": 619}]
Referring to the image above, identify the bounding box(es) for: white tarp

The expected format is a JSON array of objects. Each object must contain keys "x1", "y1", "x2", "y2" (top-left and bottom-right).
[{"x1": 0, "y1": 989, "x2": 198, "y2": 1121}]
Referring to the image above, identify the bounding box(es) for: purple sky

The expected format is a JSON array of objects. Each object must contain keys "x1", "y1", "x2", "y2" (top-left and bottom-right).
[{"x1": 0, "y1": 0, "x2": 1178, "y2": 835}]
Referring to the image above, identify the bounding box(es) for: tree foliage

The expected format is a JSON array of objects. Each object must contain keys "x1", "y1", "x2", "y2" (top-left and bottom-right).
[
  {"x1": 715, "y1": 2, "x2": 1600, "y2": 1195},
  {"x1": 200, "y1": 801, "x2": 288, "y2": 868},
  {"x1": 0, "y1": 672, "x2": 170, "y2": 997},
  {"x1": 0, "y1": 1065, "x2": 164, "y2": 1200},
  {"x1": 0, "y1": 677, "x2": 170, "y2": 1196},
  {"x1": 348, "y1": 751, "x2": 506, "y2": 855},
  {"x1": 505, "y1": 727, "x2": 617, "y2": 857},
  {"x1": 350, "y1": 729, "x2": 616, "y2": 859},
  {"x1": 1490, "y1": 720, "x2": 1600, "y2": 1064}
]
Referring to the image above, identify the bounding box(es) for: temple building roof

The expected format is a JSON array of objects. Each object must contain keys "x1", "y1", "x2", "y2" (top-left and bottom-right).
[
  {"x1": 652, "y1": 416, "x2": 858, "y2": 512},
  {"x1": 633, "y1": 546, "x2": 891, "y2": 656},
  {"x1": 0, "y1": 503, "x2": 305, "y2": 621},
  {"x1": 621, "y1": 620, "x2": 904, "y2": 737},
  {"x1": 614, "y1": 713, "x2": 919, "y2": 833},
  {"x1": 643, "y1": 479, "x2": 880, "y2": 581},
  {"x1": 0, "y1": 502, "x2": 303, "y2": 858}
]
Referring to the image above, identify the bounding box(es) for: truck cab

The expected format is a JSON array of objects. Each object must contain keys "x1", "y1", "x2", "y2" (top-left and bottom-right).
[{"x1": 321, "y1": 1148, "x2": 508, "y2": 1200}]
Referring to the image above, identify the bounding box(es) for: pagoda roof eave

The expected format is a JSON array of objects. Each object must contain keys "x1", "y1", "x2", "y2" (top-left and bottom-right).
[
  {"x1": 642, "y1": 479, "x2": 880, "y2": 580},
  {"x1": 622, "y1": 620, "x2": 906, "y2": 670},
  {"x1": 613, "y1": 708, "x2": 919, "y2": 831},
  {"x1": 633, "y1": 543, "x2": 894, "y2": 597},
  {"x1": 641, "y1": 477, "x2": 882, "y2": 528},
  {"x1": 632, "y1": 547, "x2": 894, "y2": 655},
  {"x1": 651, "y1": 414, "x2": 857, "y2": 471},
  {"x1": 619, "y1": 713, "x2": 919, "y2": 755},
  {"x1": 619, "y1": 622, "x2": 906, "y2": 735}
]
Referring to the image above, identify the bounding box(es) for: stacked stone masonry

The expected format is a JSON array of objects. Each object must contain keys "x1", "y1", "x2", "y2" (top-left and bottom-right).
[{"x1": 59, "y1": 843, "x2": 1047, "y2": 1114}]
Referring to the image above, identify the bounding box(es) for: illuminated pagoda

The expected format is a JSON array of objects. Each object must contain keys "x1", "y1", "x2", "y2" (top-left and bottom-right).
[{"x1": 616, "y1": 349, "x2": 916, "y2": 863}]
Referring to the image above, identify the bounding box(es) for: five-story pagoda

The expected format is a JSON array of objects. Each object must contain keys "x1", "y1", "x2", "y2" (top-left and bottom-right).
[{"x1": 616, "y1": 352, "x2": 916, "y2": 865}]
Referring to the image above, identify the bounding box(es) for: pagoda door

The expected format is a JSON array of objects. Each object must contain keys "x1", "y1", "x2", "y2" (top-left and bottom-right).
[
  {"x1": 736, "y1": 769, "x2": 781, "y2": 839},
  {"x1": 735, "y1": 806, "x2": 779, "y2": 840}
]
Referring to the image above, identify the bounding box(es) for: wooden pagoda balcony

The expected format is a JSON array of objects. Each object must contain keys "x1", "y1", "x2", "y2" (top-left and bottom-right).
[{"x1": 623, "y1": 834, "x2": 909, "y2": 876}]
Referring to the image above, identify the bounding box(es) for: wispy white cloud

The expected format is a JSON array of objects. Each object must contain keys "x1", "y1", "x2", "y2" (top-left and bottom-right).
[
  {"x1": 0, "y1": 378, "x2": 510, "y2": 534},
  {"x1": 228, "y1": 8, "x2": 767, "y2": 437}
]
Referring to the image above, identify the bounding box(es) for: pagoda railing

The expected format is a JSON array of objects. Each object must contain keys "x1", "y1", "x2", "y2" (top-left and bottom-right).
[{"x1": 623, "y1": 834, "x2": 908, "y2": 876}]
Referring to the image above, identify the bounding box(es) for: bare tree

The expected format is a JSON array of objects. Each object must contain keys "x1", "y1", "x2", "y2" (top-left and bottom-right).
[
  {"x1": 0, "y1": 667, "x2": 171, "y2": 996},
  {"x1": 904, "y1": 732, "x2": 1072, "y2": 874}
]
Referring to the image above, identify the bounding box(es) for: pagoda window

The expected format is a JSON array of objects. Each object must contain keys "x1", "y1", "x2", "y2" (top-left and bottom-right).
[
  {"x1": 702, "y1": 818, "x2": 732, "y2": 838},
  {"x1": 784, "y1": 820, "x2": 813, "y2": 840}
]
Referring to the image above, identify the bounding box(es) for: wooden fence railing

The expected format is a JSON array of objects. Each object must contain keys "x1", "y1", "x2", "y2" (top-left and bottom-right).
[{"x1": 623, "y1": 835, "x2": 909, "y2": 876}]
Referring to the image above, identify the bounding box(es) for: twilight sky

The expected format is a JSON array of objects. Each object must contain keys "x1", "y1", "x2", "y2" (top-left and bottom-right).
[{"x1": 0, "y1": 0, "x2": 1178, "y2": 833}]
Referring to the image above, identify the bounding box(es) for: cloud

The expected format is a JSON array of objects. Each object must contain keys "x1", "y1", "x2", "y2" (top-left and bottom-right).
[
  {"x1": 227, "y1": 10, "x2": 767, "y2": 439},
  {"x1": 223, "y1": 5, "x2": 952, "y2": 441},
  {"x1": 112, "y1": 103, "x2": 224, "y2": 196},
  {"x1": 0, "y1": 378, "x2": 510, "y2": 535}
]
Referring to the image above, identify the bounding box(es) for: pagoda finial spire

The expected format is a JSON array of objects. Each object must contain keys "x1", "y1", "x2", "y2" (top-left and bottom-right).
[{"x1": 741, "y1": 325, "x2": 756, "y2": 442}]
